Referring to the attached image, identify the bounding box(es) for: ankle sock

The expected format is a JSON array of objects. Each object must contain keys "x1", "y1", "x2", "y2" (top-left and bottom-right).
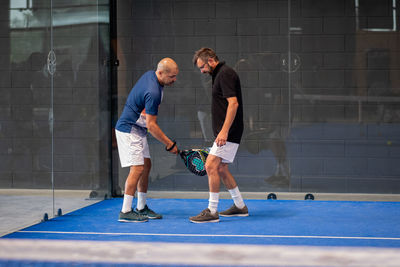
[
  {"x1": 136, "y1": 192, "x2": 147, "y2": 211},
  {"x1": 208, "y1": 192, "x2": 219, "y2": 214},
  {"x1": 228, "y1": 187, "x2": 245, "y2": 209},
  {"x1": 121, "y1": 194, "x2": 134, "y2": 213}
]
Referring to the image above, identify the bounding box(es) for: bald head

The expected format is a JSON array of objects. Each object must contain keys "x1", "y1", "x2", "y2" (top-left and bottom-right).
[
  {"x1": 156, "y1": 58, "x2": 179, "y2": 86},
  {"x1": 157, "y1": 58, "x2": 178, "y2": 73}
]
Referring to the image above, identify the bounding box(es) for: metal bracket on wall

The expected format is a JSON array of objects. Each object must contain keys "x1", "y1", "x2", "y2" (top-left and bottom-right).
[
  {"x1": 112, "y1": 59, "x2": 119, "y2": 66},
  {"x1": 102, "y1": 59, "x2": 120, "y2": 67},
  {"x1": 47, "y1": 50, "x2": 57, "y2": 75},
  {"x1": 281, "y1": 53, "x2": 301, "y2": 73}
]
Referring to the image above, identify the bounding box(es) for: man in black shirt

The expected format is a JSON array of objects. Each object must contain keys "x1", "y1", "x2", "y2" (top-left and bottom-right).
[{"x1": 190, "y1": 48, "x2": 248, "y2": 223}]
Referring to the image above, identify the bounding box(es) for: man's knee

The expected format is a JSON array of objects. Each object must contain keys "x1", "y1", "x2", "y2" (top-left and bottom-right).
[
  {"x1": 205, "y1": 160, "x2": 218, "y2": 175},
  {"x1": 129, "y1": 165, "x2": 145, "y2": 176},
  {"x1": 206, "y1": 163, "x2": 216, "y2": 175}
]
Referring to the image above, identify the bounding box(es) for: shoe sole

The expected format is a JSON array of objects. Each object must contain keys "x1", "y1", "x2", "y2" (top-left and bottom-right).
[
  {"x1": 118, "y1": 219, "x2": 148, "y2": 223},
  {"x1": 148, "y1": 216, "x2": 162, "y2": 219},
  {"x1": 219, "y1": 213, "x2": 249, "y2": 217},
  {"x1": 136, "y1": 213, "x2": 162, "y2": 219},
  {"x1": 189, "y1": 219, "x2": 220, "y2": 223},
  {"x1": 136, "y1": 210, "x2": 162, "y2": 220}
]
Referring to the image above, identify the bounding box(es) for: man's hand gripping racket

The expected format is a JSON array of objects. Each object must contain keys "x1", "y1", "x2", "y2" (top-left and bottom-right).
[{"x1": 178, "y1": 148, "x2": 209, "y2": 176}]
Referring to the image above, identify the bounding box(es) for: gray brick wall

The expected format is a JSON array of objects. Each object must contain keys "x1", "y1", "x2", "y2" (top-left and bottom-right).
[{"x1": 112, "y1": 0, "x2": 400, "y2": 194}]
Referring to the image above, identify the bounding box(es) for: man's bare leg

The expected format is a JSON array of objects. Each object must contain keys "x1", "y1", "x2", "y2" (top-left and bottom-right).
[
  {"x1": 205, "y1": 155, "x2": 222, "y2": 214},
  {"x1": 219, "y1": 163, "x2": 247, "y2": 216},
  {"x1": 136, "y1": 158, "x2": 151, "y2": 210},
  {"x1": 219, "y1": 163, "x2": 237, "y2": 189},
  {"x1": 121, "y1": 165, "x2": 144, "y2": 213}
]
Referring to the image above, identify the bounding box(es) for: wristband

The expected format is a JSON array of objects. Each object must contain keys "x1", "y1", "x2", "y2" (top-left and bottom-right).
[{"x1": 166, "y1": 140, "x2": 176, "y2": 151}]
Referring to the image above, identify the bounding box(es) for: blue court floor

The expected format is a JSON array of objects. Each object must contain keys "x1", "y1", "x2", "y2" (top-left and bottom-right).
[{"x1": 4, "y1": 198, "x2": 400, "y2": 248}]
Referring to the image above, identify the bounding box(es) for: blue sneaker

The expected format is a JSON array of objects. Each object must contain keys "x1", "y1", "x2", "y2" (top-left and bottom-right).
[
  {"x1": 136, "y1": 205, "x2": 162, "y2": 219},
  {"x1": 118, "y1": 209, "x2": 148, "y2": 222}
]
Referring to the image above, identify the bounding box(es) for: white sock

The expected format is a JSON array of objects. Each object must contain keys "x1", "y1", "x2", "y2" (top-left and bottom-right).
[
  {"x1": 121, "y1": 194, "x2": 134, "y2": 213},
  {"x1": 136, "y1": 192, "x2": 147, "y2": 211},
  {"x1": 208, "y1": 192, "x2": 219, "y2": 214},
  {"x1": 229, "y1": 187, "x2": 245, "y2": 209}
]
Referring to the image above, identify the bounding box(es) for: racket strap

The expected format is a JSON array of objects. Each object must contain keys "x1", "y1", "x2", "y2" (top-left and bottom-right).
[{"x1": 166, "y1": 140, "x2": 176, "y2": 151}]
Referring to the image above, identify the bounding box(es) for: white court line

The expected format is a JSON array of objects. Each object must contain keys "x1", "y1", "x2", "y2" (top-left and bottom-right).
[{"x1": 17, "y1": 230, "x2": 400, "y2": 241}]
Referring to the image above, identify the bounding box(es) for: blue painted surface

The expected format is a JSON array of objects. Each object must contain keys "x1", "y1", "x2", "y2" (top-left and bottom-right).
[{"x1": 3, "y1": 198, "x2": 400, "y2": 247}]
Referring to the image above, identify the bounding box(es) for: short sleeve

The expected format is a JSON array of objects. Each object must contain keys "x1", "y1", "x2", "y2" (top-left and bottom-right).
[
  {"x1": 144, "y1": 91, "x2": 161, "y2": 115},
  {"x1": 220, "y1": 70, "x2": 238, "y2": 98}
]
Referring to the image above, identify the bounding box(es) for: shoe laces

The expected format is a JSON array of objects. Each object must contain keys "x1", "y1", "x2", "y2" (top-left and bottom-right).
[{"x1": 201, "y1": 209, "x2": 212, "y2": 216}]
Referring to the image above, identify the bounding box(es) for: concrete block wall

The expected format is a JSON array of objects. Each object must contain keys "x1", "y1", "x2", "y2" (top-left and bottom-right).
[
  {"x1": 0, "y1": 1, "x2": 109, "y2": 191},
  {"x1": 116, "y1": 0, "x2": 400, "y2": 194},
  {"x1": 0, "y1": 1, "x2": 397, "y2": 194}
]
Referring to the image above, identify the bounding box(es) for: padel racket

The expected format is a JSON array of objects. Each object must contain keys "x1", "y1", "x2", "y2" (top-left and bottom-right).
[{"x1": 178, "y1": 148, "x2": 209, "y2": 176}]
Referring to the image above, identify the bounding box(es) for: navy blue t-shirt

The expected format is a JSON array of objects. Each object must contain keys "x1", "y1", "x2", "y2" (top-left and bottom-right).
[{"x1": 115, "y1": 71, "x2": 163, "y2": 133}]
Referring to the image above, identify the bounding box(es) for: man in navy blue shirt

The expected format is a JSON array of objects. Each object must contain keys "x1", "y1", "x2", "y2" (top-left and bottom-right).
[{"x1": 115, "y1": 58, "x2": 179, "y2": 222}]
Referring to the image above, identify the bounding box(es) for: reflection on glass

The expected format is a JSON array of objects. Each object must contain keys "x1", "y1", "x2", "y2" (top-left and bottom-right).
[
  {"x1": 0, "y1": 1, "x2": 110, "y2": 235},
  {"x1": 355, "y1": 0, "x2": 397, "y2": 32},
  {"x1": 112, "y1": 0, "x2": 400, "y2": 195}
]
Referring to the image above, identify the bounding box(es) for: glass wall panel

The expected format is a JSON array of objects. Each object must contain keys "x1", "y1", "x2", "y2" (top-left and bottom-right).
[
  {"x1": 115, "y1": 0, "x2": 400, "y2": 195},
  {"x1": 289, "y1": 0, "x2": 400, "y2": 193},
  {"x1": 52, "y1": 0, "x2": 111, "y2": 213},
  {"x1": 0, "y1": 0, "x2": 111, "y2": 236},
  {"x1": 0, "y1": 0, "x2": 54, "y2": 235}
]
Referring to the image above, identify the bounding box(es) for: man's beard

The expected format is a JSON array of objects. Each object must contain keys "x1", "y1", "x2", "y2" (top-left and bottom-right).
[{"x1": 208, "y1": 64, "x2": 214, "y2": 75}]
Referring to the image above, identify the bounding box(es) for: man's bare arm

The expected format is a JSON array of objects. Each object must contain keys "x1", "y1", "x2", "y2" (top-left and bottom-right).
[
  {"x1": 215, "y1": 96, "x2": 238, "y2": 146},
  {"x1": 146, "y1": 114, "x2": 178, "y2": 154}
]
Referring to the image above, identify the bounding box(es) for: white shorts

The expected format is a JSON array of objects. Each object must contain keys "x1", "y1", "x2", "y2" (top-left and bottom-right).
[
  {"x1": 115, "y1": 128, "x2": 150, "y2": 167},
  {"x1": 209, "y1": 141, "x2": 239, "y2": 164}
]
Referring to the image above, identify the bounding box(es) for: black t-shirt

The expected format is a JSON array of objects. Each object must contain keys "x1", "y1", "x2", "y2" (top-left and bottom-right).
[{"x1": 211, "y1": 62, "x2": 244, "y2": 144}]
